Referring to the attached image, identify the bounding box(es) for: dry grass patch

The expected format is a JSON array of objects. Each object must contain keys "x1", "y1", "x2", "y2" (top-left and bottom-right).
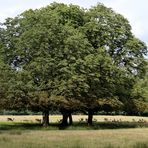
[{"x1": 0, "y1": 115, "x2": 148, "y2": 123}]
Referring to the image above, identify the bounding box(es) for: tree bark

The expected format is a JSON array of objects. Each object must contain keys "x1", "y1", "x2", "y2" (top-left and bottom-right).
[
  {"x1": 88, "y1": 111, "x2": 93, "y2": 125},
  {"x1": 68, "y1": 113, "x2": 73, "y2": 125},
  {"x1": 61, "y1": 113, "x2": 68, "y2": 126},
  {"x1": 42, "y1": 110, "x2": 49, "y2": 127}
]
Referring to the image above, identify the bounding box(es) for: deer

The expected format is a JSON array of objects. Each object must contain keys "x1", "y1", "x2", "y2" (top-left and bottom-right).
[
  {"x1": 35, "y1": 119, "x2": 42, "y2": 123},
  {"x1": 7, "y1": 117, "x2": 14, "y2": 121},
  {"x1": 79, "y1": 118, "x2": 84, "y2": 122}
]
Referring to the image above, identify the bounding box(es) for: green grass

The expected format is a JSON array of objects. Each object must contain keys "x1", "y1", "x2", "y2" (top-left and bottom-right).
[
  {"x1": 0, "y1": 121, "x2": 148, "y2": 131},
  {"x1": 0, "y1": 122, "x2": 148, "y2": 148},
  {"x1": 0, "y1": 128, "x2": 148, "y2": 148}
]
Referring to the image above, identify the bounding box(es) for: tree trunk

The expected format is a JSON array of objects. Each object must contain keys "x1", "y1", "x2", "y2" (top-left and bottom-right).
[
  {"x1": 68, "y1": 113, "x2": 73, "y2": 125},
  {"x1": 61, "y1": 113, "x2": 68, "y2": 126},
  {"x1": 42, "y1": 110, "x2": 49, "y2": 127},
  {"x1": 88, "y1": 111, "x2": 93, "y2": 125}
]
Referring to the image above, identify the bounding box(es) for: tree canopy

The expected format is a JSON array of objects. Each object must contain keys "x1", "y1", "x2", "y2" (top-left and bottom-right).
[{"x1": 0, "y1": 2, "x2": 147, "y2": 126}]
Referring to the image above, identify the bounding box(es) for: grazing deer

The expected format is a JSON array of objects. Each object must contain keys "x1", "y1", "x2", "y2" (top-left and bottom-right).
[
  {"x1": 138, "y1": 119, "x2": 146, "y2": 123},
  {"x1": 35, "y1": 119, "x2": 42, "y2": 123},
  {"x1": 7, "y1": 117, "x2": 14, "y2": 121},
  {"x1": 79, "y1": 118, "x2": 84, "y2": 122},
  {"x1": 104, "y1": 118, "x2": 108, "y2": 122},
  {"x1": 93, "y1": 118, "x2": 97, "y2": 122},
  {"x1": 119, "y1": 119, "x2": 122, "y2": 122},
  {"x1": 57, "y1": 119, "x2": 62, "y2": 123}
]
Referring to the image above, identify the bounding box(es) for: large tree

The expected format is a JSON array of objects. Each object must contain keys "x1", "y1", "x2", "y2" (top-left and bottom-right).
[{"x1": 0, "y1": 2, "x2": 147, "y2": 126}]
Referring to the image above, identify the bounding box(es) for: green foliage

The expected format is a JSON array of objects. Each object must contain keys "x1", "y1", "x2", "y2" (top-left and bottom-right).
[
  {"x1": 132, "y1": 61, "x2": 148, "y2": 101},
  {"x1": 123, "y1": 99, "x2": 147, "y2": 115},
  {"x1": 0, "y1": 2, "x2": 147, "y2": 120}
]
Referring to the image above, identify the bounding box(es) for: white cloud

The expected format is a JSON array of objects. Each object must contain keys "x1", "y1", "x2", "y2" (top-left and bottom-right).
[
  {"x1": 101, "y1": 0, "x2": 148, "y2": 45},
  {"x1": 0, "y1": 0, "x2": 148, "y2": 46}
]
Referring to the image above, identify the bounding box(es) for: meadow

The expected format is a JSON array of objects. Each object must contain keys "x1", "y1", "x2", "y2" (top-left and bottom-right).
[
  {"x1": 0, "y1": 115, "x2": 148, "y2": 123},
  {"x1": 0, "y1": 115, "x2": 148, "y2": 148}
]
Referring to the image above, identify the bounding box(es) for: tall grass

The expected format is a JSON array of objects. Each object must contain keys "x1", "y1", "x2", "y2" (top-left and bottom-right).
[{"x1": 0, "y1": 128, "x2": 148, "y2": 148}]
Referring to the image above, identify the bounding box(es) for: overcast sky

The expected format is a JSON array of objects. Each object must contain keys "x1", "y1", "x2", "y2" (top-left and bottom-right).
[{"x1": 0, "y1": 0, "x2": 148, "y2": 47}]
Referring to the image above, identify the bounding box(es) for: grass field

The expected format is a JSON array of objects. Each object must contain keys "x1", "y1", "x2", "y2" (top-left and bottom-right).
[
  {"x1": 0, "y1": 128, "x2": 148, "y2": 148},
  {"x1": 0, "y1": 115, "x2": 148, "y2": 148}
]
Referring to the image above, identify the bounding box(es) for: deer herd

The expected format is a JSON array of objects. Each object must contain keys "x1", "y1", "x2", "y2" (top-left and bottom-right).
[{"x1": 5, "y1": 117, "x2": 147, "y2": 123}]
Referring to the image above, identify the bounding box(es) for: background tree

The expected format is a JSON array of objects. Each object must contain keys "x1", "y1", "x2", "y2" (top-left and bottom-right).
[{"x1": 127, "y1": 60, "x2": 148, "y2": 115}]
